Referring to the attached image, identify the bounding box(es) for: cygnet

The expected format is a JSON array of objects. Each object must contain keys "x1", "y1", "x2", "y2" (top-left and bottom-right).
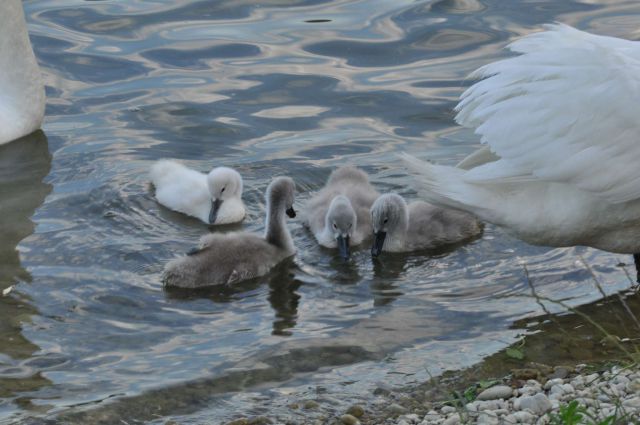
[
  {"x1": 162, "y1": 176, "x2": 296, "y2": 288},
  {"x1": 303, "y1": 166, "x2": 379, "y2": 258},
  {"x1": 370, "y1": 193, "x2": 482, "y2": 257},
  {"x1": 150, "y1": 160, "x2": 245, "y2": 225}
]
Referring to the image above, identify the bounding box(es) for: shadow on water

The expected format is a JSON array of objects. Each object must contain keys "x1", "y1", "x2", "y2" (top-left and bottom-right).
[{"x1": 0, "y1": 131, "x2": 53, "y2": 403}]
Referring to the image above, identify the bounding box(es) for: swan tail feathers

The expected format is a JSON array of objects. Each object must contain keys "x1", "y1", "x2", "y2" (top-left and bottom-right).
[{"x1": 400, "y1": 153, "x2": 489, "y2": 215}]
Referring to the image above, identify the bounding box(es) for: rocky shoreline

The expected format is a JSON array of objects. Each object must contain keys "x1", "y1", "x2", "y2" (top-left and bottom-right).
[{"x1": 385, "y1": 364, "x2": 640, "y2": 425}]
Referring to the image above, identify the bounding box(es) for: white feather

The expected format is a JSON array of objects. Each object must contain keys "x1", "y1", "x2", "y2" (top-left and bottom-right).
[
  {"x1": 406, "y1": 24, "x2": 640, "y2": 255},
  {"x1": 0, "y1": 0, "x2": 45, "y2": 145}
]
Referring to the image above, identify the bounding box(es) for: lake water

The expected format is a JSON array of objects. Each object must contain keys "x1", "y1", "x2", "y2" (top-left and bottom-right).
[{"x1": 3, "y1": 0, "x2": 640, "y2": 423}]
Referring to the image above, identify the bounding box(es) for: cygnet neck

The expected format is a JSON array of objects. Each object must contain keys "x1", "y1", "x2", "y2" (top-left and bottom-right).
[{"x1": 265, "y1": 188, "x2": 294, "y2": 253}]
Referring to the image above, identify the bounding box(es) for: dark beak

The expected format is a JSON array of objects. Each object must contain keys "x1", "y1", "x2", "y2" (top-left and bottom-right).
[
  {"x1": 286, "y1": 207, "x2": 296, "y2": 218},
  {"x1": 371, "y1": 231, "x2": 387, "y2": 257},
  {"x1": 209, "y1": 198, "x2": 223, "y2": 224},
  {"x1": 336, "y1": 234, "x2": 350, "y2": 259}
]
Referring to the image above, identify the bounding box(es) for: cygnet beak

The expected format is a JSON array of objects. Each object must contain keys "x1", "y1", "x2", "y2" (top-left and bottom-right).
[
  {"x1": 371, "y1": 231, "x2": 387, "y2": 257},
  {"x1": 337, "y1": 234, "x2": 350, "y2": 259},
  {"x1": 286, "y1": 206, "x2": 296, "y2": 218},
  {"x1": 209, "y1": 198, "x2": 223, "y2": 224}
]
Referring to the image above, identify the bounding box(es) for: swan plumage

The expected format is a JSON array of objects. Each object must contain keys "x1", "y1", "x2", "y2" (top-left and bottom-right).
[
  {"x1": 0, "y1": 0, "x2": 45, "y2": 145},
  {"x1": 162, "y1": 176, "x2": 296, "y2": 288},
  {"x1": 404, "y1": 24, "x2": 640, "y2": 265},
  {"x1": 370, "y1": 193, "x2": 482, "y2": 256},
  {"x1": 303, "y1": 166, "x2": 379, "y2": 258},
  {"x1": 150, "y1": 160, "x2": 245, "y2": 225}
]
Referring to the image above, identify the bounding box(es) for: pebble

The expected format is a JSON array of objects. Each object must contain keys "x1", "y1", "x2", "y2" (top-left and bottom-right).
[
  {"x1": 303, "y1": 400, "x2": 319, "y2": 409},
  {"x1": 442, "y1": 415, "x2": 460, "y2": 425},
  {"x1": 388, "y1": 403, "x2": 407, "y2": 415},
  {"x1": 477, "y1": 385, "x2": 513, "y2": 400},
  {"x1": 440, "y1": 406, "x2": 456, "y2": 414},
  {"x1": 514, "y1": 393, "x2": 552, "y2": 415},
  {"x1": 340, "y1": 414, "x2": 360, "y2": 425},
  {"x1": 346, "y1": 405, "x2": 365, "y2": 418}
]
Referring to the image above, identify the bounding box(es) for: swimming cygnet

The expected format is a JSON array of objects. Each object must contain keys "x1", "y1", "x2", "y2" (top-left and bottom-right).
[
  {"x1": 150, "y1": 160, "x2": 245, "y2": 225},
  {"x1": 303, "y1": 166, "x2": 379, "y2": 258},
  {"x1": 162, "y1": 177, "x2": 297, "y2": 288},
  {"x1": 370, "y1": 193, "x2": 482, "y2": 257}
]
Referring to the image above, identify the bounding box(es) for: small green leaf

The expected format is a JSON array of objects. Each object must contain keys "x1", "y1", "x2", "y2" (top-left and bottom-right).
[{"x1": 506, "y1": 347, "x2": 524, "y2": 360}]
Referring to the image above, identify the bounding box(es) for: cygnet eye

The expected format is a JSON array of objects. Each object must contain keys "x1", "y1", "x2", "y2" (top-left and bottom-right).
[
  {"x1": 332, "y1": 223, "x2": 337, "y2": 230},
  {"x1": 221, "y1": 187, "x2": 226, "y2": 193},
  {"x1": 383, "y1": 217, "x2": 388, "y2": 224}
]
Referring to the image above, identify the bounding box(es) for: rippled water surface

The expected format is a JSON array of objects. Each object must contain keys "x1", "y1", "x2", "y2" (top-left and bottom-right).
[{"x1": 4, "y1": 0, "x2": 640, "y2": 423}]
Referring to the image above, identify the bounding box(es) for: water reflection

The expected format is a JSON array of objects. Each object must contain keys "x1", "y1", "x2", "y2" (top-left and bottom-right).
[{"x1": 0, "y1": 131, "x2": 53, "y2": 411}]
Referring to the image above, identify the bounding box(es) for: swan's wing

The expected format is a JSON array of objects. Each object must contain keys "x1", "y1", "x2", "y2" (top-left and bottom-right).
[{"x1": 456, "y1": 23, "x2": 640, "y2": 203}]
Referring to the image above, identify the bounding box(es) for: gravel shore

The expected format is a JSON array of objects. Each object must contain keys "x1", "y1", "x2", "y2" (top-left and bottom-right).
[{"x1": 385, "y1": 364, "x2": 640, "y2": 425}]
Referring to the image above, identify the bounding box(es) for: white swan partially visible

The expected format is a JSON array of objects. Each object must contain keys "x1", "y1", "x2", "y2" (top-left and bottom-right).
[
  {"x1": 303, "y1": 166, "x2": 379, "y2": 258},
  {"x1": 370, "y1": 193, "x2": 482, "y2": 257},
  {"x1": 0, "y1": 0, "x2": 45, "y2": 145},
  {"x1": 404, "y1": 23, "x2": 640, "y2": 279},
  {"x1": 162, "y1": 177, "x2": 296, "y2": 288},
  {"x1": 150, "y1": 160, "x2": 245, "y2": 225}
]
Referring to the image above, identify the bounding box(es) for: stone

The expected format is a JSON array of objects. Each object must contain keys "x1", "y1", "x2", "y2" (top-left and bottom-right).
[
  {"x1": 623, "y1": 396, "x2": 640, "y2": 409},
  {"x1": 503, "y1": 414, "x2": 517, "y2": 424},
  {"x1": 513, "y1": 411, "x2": 536, "y2": 423},
  {"x1": 339, "y1": 414, "x2": 359, "y2": 425},
  {"x1": 549, "y1": 367, "x2": 570, "y2": 380},
  {"x1": 477, "y1": 411, "x2": 499, "y2": 425},
  {"x1": 303, "y1": 400, "x2": 319, "y2": 409},
  {"x1": 346, "y1": 405, "x2": 365, "y2": 418},
  {"x1": 387, "y1": 403, "x2": 407, "y2": 415},
  {"x1": 514, "y1": 393, "x2": 552, "y2": 415},
  {"x1": 442, "y1": 415, "x2": 460, "y2": 425},
  {"x1": 226, "y1": 420, "x2": 249, "y2": 425},
  {"x1": 247, "y1": 417, "x2": 272, "y2": 425},
  {"x1": 440, "y1": 406, "x2": 456, "y2": 414},
  {"x1": 543, "y1": 379, "x2": 564, "y2": 391},
  {"x1": 477, "y1": 385, "x2": 513, "y2": 401}
]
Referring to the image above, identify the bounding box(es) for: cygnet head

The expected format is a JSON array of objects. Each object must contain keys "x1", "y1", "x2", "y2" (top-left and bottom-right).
[
  {"x1": 370, "y1": 193, "x2": 408, "y2": 257},
  {"x1": 326, "y1": 195, "x2": 357, "y2": 259},
  {"x1": 206, "y1": 167, "x2": 243, "y2": 224},
  {"x1": 266, "y1": 176, "x2": 296, "y2": 218}
]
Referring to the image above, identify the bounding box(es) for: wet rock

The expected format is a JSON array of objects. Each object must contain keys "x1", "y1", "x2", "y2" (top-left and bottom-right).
[
  {"x1": 248, "y1": 416, "x2": 273, "y2": 425},
  {"x1": 387, "y1": 403, "x2": 407, "y2": 415},
  {"x1": 549, "y1": 366, "x2": 571, "y2": 380},
  {"x1": 303, "y1": 400, "x2": 319, "y2": 409},
  {"x1": 226, "y1": 419, "x2": 249, "y2": 425},
  {"x1": 512, "y1": 369, "x2": 540, "y2": 381},
  {"x1": 514, "y1": 393, "x2": 552, "y2": 415},
  {"x1": 477, "y1": 385, "x2": 513, "y2": 401},
  {"x1": 346, "y1": 405, "x2": 365, "y2": 418},
  {"x1": 339, "y1": 414, "x2": 360, "y2": 425}
]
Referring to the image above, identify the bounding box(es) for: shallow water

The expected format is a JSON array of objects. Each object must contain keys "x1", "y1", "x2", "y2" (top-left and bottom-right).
[{"x1": 3, "y1": 0, "x2": 640, "y2": 423}]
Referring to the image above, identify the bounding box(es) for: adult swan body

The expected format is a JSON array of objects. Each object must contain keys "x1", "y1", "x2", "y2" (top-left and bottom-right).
[
  {"x1": 404, "y1": 24, "x2": 640, "y2": 280},
  {"x1": 0, "y1": 0, "x2": 45, "y2": 145}
]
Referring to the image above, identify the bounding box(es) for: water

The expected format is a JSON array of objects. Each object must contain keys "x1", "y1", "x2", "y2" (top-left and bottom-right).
[{"x1": 3, "y1": 0, "x2": 640, "y2": 423}]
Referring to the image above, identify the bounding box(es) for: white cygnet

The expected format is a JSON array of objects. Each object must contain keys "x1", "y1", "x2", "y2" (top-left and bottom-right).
[
  {"x1": 303, "y1": 166, "x2": 379, "y2": 258},
  {"x1": 162, "y1": 176, "x2": 296, "y2": 288},
  {"x1": 370, "y1": 193, "x2": 482, "y2": 257},
  {"x1": 150, "y1": 160, "x2": 245, "y2": 225}
]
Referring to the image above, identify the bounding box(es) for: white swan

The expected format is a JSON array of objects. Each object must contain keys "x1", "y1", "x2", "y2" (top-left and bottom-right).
[
  {"x1": 0, "y1": 0, "x2": 45, "y2": 145},
  {"x1": 403, "y1": 23, "x2": 640, "y2": 279},
  {"x1": 150, "y1": 160, "x2": 245, "y2": 225},
  {"x1": 162, "y1": 176, "x2": 296, "y2": 288},
  {"x1": 370, "y1": 193, "x2": 482, "y2": 257},
  {"x1": 303, "y1": 166, "x2": 379, "y2": 258}
]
